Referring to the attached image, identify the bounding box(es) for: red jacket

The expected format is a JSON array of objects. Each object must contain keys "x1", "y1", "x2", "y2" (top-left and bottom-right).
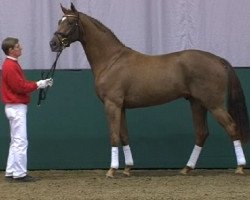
[{"x1": 1, "y1": 58, "x2": 38, "y2": 104}]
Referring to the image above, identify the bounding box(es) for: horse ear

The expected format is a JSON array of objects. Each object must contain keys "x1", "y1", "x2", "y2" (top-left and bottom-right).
[
  {"x1": 71, "y1": 2, "x2": 78, "y2": 12},
  {"x1": 60, "y1": 4, "x2": 68, "y2": 14}
]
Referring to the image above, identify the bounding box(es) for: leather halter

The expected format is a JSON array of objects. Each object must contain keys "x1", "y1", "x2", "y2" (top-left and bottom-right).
[{"x1": 54, "y1": 14, "x2": 82, "y2": 48}]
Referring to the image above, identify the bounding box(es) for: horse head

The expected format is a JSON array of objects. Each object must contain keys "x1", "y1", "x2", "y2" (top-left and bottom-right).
[{"x1": 50, "y1": 3, "x2": 82, "y2": 52}]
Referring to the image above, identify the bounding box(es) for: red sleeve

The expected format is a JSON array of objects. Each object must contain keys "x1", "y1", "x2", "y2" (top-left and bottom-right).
[{"x1": 4, "y1": 62, "x2": 38, "y2": 94}]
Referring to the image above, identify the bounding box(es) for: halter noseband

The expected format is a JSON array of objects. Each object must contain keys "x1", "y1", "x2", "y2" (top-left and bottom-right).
[{"x1": 54, "y1": 14, "x2": 81, "y2": 48}]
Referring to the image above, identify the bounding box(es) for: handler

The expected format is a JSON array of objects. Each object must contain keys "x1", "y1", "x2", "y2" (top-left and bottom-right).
[{"x1": 1, "y1": 37, "x2": 53, "y2": 182}]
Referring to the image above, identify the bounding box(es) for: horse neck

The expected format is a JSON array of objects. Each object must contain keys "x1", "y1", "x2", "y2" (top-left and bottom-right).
[{"x1": 79, "y1": 14, "x2": 125, "y2": 76}]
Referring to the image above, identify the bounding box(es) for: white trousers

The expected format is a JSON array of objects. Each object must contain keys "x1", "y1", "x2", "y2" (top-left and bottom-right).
[{"x1": 5, "y1": 104, "x2": 28, "y2": 178}]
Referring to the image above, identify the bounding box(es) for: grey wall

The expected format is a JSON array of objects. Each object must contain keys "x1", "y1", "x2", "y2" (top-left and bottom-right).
[{"x1": 1, "y1": 0, "x2": 250, "y2": 69}]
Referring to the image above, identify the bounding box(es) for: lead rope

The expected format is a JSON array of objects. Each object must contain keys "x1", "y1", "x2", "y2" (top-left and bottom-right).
[{"x1": 37, "y1": 51, "x2": 62, "y2": 106}]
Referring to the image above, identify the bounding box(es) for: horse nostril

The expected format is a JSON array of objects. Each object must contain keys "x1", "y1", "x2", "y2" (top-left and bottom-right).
[{"x1": 50, "y1": 41, "x2": 56, "y2": 47}]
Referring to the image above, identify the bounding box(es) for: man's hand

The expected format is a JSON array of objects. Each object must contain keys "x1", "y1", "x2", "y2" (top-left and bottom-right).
[{"x1": 36, "y1": 78, "x2": 53, "y2": 89}]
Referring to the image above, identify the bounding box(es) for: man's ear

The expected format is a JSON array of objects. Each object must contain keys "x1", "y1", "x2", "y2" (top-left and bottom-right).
[{"x1": 8, "y1": 47, "x2": 13, "y2": 54}]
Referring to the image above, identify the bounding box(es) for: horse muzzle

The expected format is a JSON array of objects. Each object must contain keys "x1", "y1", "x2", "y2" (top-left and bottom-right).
[{"x1": 50, "y1": 37, "x2": 63, "y2": 52}]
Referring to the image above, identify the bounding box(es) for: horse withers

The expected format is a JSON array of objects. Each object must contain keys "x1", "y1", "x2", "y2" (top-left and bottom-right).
[{"x1": 50, "y1": 3, "x2": 250, "y2": 177}]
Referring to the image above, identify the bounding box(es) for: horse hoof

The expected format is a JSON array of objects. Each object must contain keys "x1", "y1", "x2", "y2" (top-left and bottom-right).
[
  {"x1": 106, "y1": 168, "x2": 116, "y2": 178},
  {"x1": 235, "y1": 166, "x2": 245, "y2": 175},
  {"x1": 123, "y1": 166, "x2": 132, "y2": 177},
  {"x1": 180, "y1": 166, "x2": 192, "y2": 175}
]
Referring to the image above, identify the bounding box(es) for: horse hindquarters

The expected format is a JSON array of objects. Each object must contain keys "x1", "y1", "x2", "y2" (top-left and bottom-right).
[
  {"x1": 182, "y1": 57, "x2": 249, "y2": 174},
  {"x1": 209, "y1": 61, "x2": 249, "y2": 174}
]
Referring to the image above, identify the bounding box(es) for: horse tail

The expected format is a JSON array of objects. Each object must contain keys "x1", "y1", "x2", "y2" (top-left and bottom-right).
[{"x1": 223, "y1": 59, "x2": 250, "y2": 143}]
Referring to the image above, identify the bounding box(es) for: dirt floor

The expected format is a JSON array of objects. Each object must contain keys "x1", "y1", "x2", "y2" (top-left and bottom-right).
[{"x1": 0, "y1": 169, "x2": 250, "y2": 200}]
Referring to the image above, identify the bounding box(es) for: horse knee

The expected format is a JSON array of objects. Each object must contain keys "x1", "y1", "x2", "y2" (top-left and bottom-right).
[
  {"x1": 120, "y1": 134, "x2": 129, "y2": 146},
  {"x1": 110, "y1": 134, "x2": 121, "y2": 146}
]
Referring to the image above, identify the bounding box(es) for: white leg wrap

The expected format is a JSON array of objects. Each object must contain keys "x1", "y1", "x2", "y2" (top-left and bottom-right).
[
  {"x1": 234, "y1": 140, "x2": 246, "y2": 166},
  {"x1": 187, "y1": 145, "x2": 202, "y2": 169},
  {"x1": 111, "y1": 147, "x2": 119, "y2": 169},
  {"x1": 123, "y1": 145, "x2": 134, "y2": 166}
]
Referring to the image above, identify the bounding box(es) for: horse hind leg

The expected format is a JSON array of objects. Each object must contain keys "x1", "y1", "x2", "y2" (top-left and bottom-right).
[
  {"x1": 181, "y1": 100, "x2": 209, "y2": 175},
  {"x1": 210, "y1": 107, "x2": 246, "y2": 174}
]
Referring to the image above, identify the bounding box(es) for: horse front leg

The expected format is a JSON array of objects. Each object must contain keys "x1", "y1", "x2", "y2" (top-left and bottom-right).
[
  {"x1": 120, "y1": 108, "x2": 134, "y2": 176},
  {"x1": 104, "y1": 100, "x2": 122, "y2": 178},
  {"x1": 181, "y1": 100, "x2": 208, "y2": 175}
]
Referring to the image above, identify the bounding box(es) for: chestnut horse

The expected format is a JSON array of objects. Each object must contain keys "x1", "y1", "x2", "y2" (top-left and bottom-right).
[{"x1": 50, "y1": 3, "x2": 249, "y2": 177}]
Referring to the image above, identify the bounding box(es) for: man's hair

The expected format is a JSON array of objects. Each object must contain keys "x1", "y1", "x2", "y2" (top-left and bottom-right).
[{"x1": 1, "y1": 37, "x2": 19, "y2": 55}]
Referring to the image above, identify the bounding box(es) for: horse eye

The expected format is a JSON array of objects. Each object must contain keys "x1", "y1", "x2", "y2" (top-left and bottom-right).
[{"x1": 68, "y1": 21, "x2": 74, "y2": 26}]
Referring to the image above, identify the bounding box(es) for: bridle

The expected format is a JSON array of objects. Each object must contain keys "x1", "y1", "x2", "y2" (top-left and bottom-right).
[
  {"x1": 37, "y1": 13, "x2": 82, "y2": 106},
  {"x1": 54, "y1": 13, "x2": 82, "y2": 48}
]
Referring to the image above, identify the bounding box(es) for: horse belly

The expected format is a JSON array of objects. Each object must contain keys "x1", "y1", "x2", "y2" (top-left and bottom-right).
[
  {"x1": 124, "y1": 83, "x2": 185, "y2": 108},
  {"x1": 122, "y1": 64, "x2": 187, "y2": 108}
]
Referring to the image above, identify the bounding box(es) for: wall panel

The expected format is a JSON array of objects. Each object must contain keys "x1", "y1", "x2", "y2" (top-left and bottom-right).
[{"x1": 0, "y1": 69, "x2": 249, "y2": 170}]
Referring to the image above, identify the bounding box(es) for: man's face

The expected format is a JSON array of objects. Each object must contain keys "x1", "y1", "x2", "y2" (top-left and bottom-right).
[{"x1": 9, "y1": 43, "x2": 22, "y2": 58}]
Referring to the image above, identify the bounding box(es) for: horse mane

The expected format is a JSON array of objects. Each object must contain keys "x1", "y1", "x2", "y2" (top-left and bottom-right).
[{"x1": 81, "y1": 12, "x2": 125, "y2": 47}]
